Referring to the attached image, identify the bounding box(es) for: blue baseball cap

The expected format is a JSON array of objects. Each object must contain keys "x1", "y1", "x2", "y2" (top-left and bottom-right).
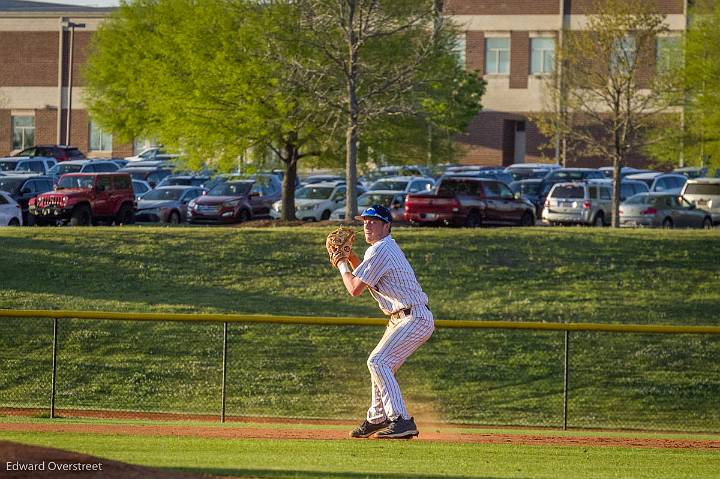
[{"x1": 355, "y1": 204, "x2": 392, "y2": 223}]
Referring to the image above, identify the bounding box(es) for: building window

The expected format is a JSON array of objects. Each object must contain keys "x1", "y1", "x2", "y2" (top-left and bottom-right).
[
  {"x1": 12, "y1": 116, "x2": 35, "y2": 150},
  {"x1": 610, "y1": 35, "x2": 636, "y2": 74},
  {"x1": 657, "y1": 36, "x2": 681, "y2": 73},
  {"x1": 531, "y1": 37, "x2": 554, "y2": 75},
  {"x1": 453, "y1": 33, "x2": 466, "y2": 68},
  {"x1": 485, "y1": 38, "x2": 510, "y2": 75},
  {"x1": 89, "y1": 121, "x2": 112, "y2": 151}
]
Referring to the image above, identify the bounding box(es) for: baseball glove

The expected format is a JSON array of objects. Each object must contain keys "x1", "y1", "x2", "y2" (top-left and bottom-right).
[{"x1": 325, "y1": 227, "x2": 356, "y2": 268}]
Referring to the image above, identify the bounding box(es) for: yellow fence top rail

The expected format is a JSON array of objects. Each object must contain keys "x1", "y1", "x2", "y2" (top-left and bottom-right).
[{"x1": 1, "y1": 309, "x2": 719, "y2": 335}]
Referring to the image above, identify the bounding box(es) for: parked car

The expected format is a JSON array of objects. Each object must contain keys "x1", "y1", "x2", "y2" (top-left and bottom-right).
[
  {"x1": 680, "y1": 178, "x2": 720, "y2": 225},
  {"x1": 301, "y1": 174, "x2": 345, "y2": 185},
  {"x1": 330, "y1": 190, "x2": 407, "y2": 223},
  {"x1": 538, "y1": 168, "x2": 606, "y2": 205},
  {"x1": 509, "y1": 179, "x2": 543, "y2": 217},
  {"x1": 368, "y1": 176, "x2": 435, "y2": 194},
  {"x1": 505, "y1": 162, "x2": 561, "y2": 181},
  {"x1": 119, "y1": 166, "x2": 173, "y2": 188},
  {"x1": 155, "y1": 174, "x2": 213, "y2": 189},
  {"x1": 29, "y1": 172, "x2": 136, "y2": 226},
  {"x1": 13, "y1": 145, "x2": 85, "y2": 162},
  {"x1": 592, "y1": 178, "x2": 650, "y2": 201},
  {"x1": 132, "y1": 179, "x2": 152, "y2": 200},
  {"x1": 542, "y1": 180, "x2": 613, "y2": 226},
  {"x1": 271, "y1": 181, "x2": 364, "y2": 221},
  {"x1": 136, "y1": 186, "x2": 205, "y2": 224},
  {"x1": 188, "y1": 175, "x2": 281, "y2": 224},
  {"x1": 625, "y1": 172, "x2": 687, "y2": 193},
  {"x1": 125, "y1": 147, "x2": 178, "y2": 162},
  {"x1": 451, "y1": 168, "x2": 514, "y2": 186},
  {"x1": 673, "y1": 166, "x2": 708, "y2": 179},
  {"x1": 0, "y1": 191, "x2": 23, "y2": 226},
  {"x1": 404, "y1": 175, "x2": 536, "y2": 227},
  {"x1": 47, "y1": 159, "x2": 120, "y2": 184},
  {"x1": 0, "y1": 157, "x2": 56, "y2": 175},
  {"x1": 360, "y1": 165, "x2": 431, "y2": 187},
  {"x1": 598, "y1": 166, "x2": 651, "y2": 178},
  {"x1": 619, "y1": 192, "x2": 713, "y2": 229},
  {"x1": 0, "y1": 174, "x2": 54, "y2": 225}
]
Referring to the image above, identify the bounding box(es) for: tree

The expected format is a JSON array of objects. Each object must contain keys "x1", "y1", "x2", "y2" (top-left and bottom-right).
[
  {"x1": 533, "y1": 0, "x2": 682, "y2": 227},
  {"x1": 85, "y1": 0, "x2": 336, "y2": 221},
  {"x1": 646, "y1": 0, "x2": 720, "y2": 173},
  {"x1": 286, "y1": 0, "x2": 484, "y2": 222}
]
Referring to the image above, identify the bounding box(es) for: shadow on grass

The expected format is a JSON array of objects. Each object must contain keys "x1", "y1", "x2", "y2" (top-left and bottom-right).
[{"x1": 171, "y1": 467, "x2": 526, "y2": 479}]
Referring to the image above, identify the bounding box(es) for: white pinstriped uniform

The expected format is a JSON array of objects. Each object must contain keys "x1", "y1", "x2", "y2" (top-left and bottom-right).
[{"x1": 353, "y1": 235, "x2": 434, "y2": 423}]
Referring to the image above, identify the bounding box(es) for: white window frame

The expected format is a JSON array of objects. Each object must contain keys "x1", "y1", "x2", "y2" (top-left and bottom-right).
[
  {"x1": 610, "y1": 35, "x2": 636, "y2": 74},
  {"x1": 11, "y1": 115, "x2": 35, "y2": 151},
  {"x1": 89, "y1": 121, "x2": 113, "y2": 152},
  {"x1": 656, "y1": 36, "x2": 681, "y2": 73},
  {"x1": 530, "y1": 37, "x2": 555, "y2": 75},
  {"x1": 453, "y1": 33, "x2": 466, "y2": 68},
  {"x1": 485, "y1": 37, "x2": 510, "y2": 75}
]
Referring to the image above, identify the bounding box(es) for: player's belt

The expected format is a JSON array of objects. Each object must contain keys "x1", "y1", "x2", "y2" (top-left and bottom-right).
[{"x1": 389, "y1": 307, "x2": 412, "y2": 320}]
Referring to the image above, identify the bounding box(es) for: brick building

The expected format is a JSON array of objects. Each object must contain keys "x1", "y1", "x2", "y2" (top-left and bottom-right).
[{"x1": 0, "y1": 0, "x2": 688, "y2": 165}]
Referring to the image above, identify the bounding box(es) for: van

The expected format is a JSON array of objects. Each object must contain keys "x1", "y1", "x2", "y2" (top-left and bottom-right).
[
  {"x1": 680, "y1": 178, "x2": 720, "y2": 225},
  {"x1": 542, "y1": 180, "x2": 612, "y2": 226}
]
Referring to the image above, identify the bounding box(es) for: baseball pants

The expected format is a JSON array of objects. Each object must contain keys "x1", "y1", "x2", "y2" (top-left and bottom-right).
[{"x1": 366, "y1": 305, "x2": 434, "y2": 423}]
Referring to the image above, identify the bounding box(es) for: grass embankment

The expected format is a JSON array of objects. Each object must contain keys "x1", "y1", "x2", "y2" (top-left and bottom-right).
[{"x1": 0, "y1": 227, "x2": 718, "y2": 430}]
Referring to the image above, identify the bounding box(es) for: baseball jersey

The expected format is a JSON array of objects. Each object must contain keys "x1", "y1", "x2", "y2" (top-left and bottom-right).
[{"x1": 352, "y1": 235, "x2": 428, "y2": 315}]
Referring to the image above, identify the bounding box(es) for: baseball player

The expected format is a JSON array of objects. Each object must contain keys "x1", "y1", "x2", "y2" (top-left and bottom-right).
[{"x1": 328, "y1": 205, "x2": 434, "y2": 439}]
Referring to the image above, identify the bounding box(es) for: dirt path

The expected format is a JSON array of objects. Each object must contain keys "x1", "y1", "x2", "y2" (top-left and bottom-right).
[{"x1": 1, "y1": 420, "x2": 718, "y2": 450}]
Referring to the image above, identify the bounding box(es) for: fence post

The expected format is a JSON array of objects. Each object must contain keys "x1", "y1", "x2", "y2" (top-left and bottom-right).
[
  {"x1": 563, "y1": 330, "x2": 570, "y2": 430},
  {"x1": 220, "y1": 322, "x2": 228, "y2": 423},
  {"x1": 50, "y1": 317, "x2": 58, "y2": 419}
]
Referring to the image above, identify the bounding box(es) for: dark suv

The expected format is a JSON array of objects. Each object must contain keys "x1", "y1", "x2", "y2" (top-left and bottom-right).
[
  {"x1": 188, "y1": 175, "x2": 281, "y2": 224},
  {"x1": 0, "y1": 174, "x2": 54, "y2": 225},
  {"x1": 14, "y1": 145, "x2": 85, "y2": 162},
  {"x1": 29, "y1": 172, "x2": 136, "y2": 226}
]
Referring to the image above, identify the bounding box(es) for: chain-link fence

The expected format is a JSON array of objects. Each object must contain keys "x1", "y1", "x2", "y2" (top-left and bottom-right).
[{"x1": 1, "y1": 312, "x2": 718, "y2": 432}]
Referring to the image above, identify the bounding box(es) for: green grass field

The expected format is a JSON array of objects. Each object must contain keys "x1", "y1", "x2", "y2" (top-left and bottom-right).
[
  {"x1": 1, "y1": 418, "x2": 718, "y2": 479},
  {"x1": 1, "y1": 226, "x2": 719, "y2": 431}
]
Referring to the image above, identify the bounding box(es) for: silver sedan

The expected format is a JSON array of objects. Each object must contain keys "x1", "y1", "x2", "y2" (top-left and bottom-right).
[{"x1": 619, "y1": 193, "x2": 713, "y2": 229}]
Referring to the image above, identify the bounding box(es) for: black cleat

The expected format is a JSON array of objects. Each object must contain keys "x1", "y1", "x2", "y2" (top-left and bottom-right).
[
  {"x1": 374, "y1": 416, "x2": 419, "y2": 439},
  {"x1": 350, "y1": 419, "x2": 391, "y2": 438}
]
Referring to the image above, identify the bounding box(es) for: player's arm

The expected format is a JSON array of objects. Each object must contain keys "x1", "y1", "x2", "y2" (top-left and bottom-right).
[{"x1": 339, "y1": 252, "x2": 367, "y2": 297}]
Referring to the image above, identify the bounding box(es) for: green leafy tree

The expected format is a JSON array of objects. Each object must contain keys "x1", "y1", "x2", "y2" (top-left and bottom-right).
[
  {"x1": 285, "y1": 0, "x2": 484, "y2": 221},
  {"x1": 533, "y1": 0, "x2": 682, "y2": 227}
]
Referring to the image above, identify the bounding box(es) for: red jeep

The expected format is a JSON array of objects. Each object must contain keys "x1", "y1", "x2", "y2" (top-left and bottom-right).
[{"x1": 29, "y1": 172, "x2": 136, "y2": 226}]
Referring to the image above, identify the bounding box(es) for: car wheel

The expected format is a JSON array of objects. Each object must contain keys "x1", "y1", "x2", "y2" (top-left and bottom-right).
[
  {"x1": 69, "y1": 205, "x2": 91, "y2": 227},
  {"x1": 8, "y1": 217, "x2": 20, "y2": 227},
  {"x1": 592, "y1": 213, "x2": 604, "y2": 227},
  {"x1": 115, "y1": 204, "x2": 135, "y2": 225},
  {"x1": 702, "y1": 217, "x2": 713, "y2": 229},
  {"x1": 465, "y1": 211, "x2": 481, "y2": 228},
  {"x1": 519, "y1": 211, "x2": 534, "y2": 227},
  {"x1": 321, "y1": 210, "x2": 331, "y2": 221},
  {"x1": 168, "y1": 211, "x2": 180, "y2": 225},
  {"x1": 237, "y1": 209, "x2": 251, "y2": 223},
  {"x1": 662, "y1": 218, "x2": 673, "y2": 229}
]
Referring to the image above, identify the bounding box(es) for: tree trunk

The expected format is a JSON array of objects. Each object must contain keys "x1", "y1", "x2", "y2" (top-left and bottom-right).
[
  {"x1": 343, "y1": 1, "x2": 359, "y2": 225},
  {"x1": 611, "y1": 156, "x2": 621, "y2": 228},
  {"x1": 280, "y1": 136, "x2": 299, "y2": 222}
]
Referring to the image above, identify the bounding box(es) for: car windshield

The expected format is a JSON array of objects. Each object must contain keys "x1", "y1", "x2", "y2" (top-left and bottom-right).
[
  {"x1": 549, "y1": 171, "x2": 589, "y2": 180},
  {"x1": 57, "y1": 175, "x2": 94, "y2": 189},
  {"x1": 0, "y1": 178, "x2": 23, "y2": 192},
  {"x1": 623, "y1": 194, "x2": 651, "y2": 205},
  {"x1": 208, "y1": 182, "x2": 251, "y2": 196},
  {"x1": 370, "y1": 180, "x2": 409, "y2": 191},
  {"x1": 50, "y1": 163, "x2": 83, "y2": 176},
  {"x1": 296, "y1": 186, "x2": 334, "y2": 200},
  {"x1": 551, "y1": 185, "x2": 585, "y2": 199},
  {"x1": 358, "y1": 193, "x2": 395, "y2": 207},
  {"x1": 142, "y1": 189, "x2": 184, "y2": 201},
  {"x1": 684, "y1": 183, "x2": 720, "y2": 195},
  {"x1": 0, "y1": 160, "x2": 19, "y2": 171}
]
